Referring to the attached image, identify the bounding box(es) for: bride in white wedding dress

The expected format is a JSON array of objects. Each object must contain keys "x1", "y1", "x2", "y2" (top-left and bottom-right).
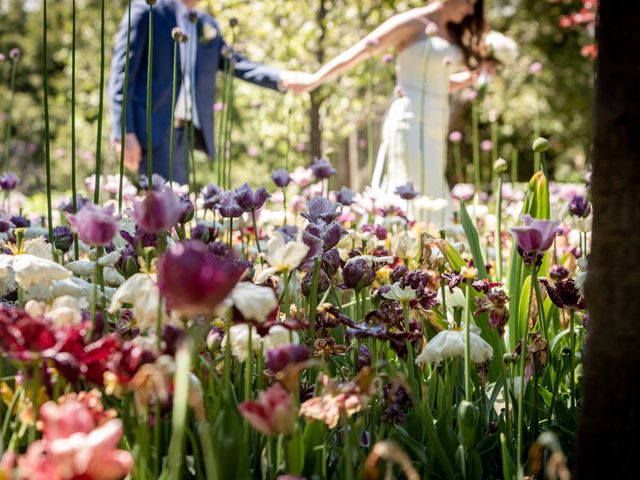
[{"x1": 302, "y1": 0, "x2": 493, "y2": 213}]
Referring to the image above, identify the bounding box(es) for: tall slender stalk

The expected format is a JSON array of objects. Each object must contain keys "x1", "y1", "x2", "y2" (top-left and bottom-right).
[
  {"x1": 42, "y1": 0, "x2": 53, "y2": 244},
  {"x1": 463, "y1": 282, "x2": 472, "y2": 401},
  {"x1": 511, "y1": 148, "x2": 518, "y2": 185},
  {"x1": 453, "y1": 140, "x2": 463, "y2": 183},
  {"x1": 2, "y1": 55, "x2": 18, "y2": 171},
  {"x1": 418, "y1": 38, "x2": 433, "y2": 193},
  {"x1": 94, "y1": 0, "x2": 106, "y2": 204},
  {"x1": 169, "y1": 39, "x2": 179, "y2": 185},
  {"x1": 471, "y1": 98, "x2": 481, "y2": 192},
  {"x1": 71, "y1": 0, "x2": 79, "y2": 259},
  {"x1": 366, "y1": 50, "x2": 375, "y2": 180},
  {"x1": 516, "y1": 267, "x2": 536, "y2": 474},
  {"x1": 495, "y1": 175, "x2": 503, "y2": 281},
  {"x1": 146, "y1": 3, "x2": 154, "y2": 181},
  {"x1": 118, "y1": 0, "x2": 133, "y2": 212}
]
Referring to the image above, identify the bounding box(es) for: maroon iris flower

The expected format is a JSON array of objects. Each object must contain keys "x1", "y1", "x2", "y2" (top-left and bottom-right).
[
  {"x1": 157, "y1": 241, "x2": 246, "y2": 315},
  {"x1": 539, "y1": 278, "x2": 586, "y2": 310}
]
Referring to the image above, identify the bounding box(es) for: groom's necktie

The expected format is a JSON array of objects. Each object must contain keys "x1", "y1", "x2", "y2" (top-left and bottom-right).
[{"x1": 174, "y1": 10, "x2": 200, "y2": 129}]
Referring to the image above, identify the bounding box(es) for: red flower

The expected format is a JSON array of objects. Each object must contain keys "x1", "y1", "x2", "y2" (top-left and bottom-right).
[{"x1": 238, "y1": 383, "x2": 295, "y2": 436}]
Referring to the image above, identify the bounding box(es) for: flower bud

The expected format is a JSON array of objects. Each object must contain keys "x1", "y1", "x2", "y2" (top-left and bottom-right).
[
  {"x1": 493, "y1": 158, "x2": 508, "y2": 174},
  {"x1": 457, "y1": 400, "x2": 479, "y2": 447},
  {"x1": 171, "y1": 27, "x2": 185, "y2": 42},
  {"x1": 532, "y1": 137, "x2": 549, "y2": 153},
  {"x1": 145, "y1": 0, "x2": 157, "y2": 5}
]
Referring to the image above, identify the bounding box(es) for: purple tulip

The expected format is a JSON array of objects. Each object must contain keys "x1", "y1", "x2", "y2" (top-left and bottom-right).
[
  {"x1": 301, "y1": 197, "x2": 340, "y2": 224},
  {"x1": 540, "y1": 278, "x2": 585, "y2": 310},
  {"x1": 394, "y1": 183, "x2": 419, "y2": 200},
  {"x1": 139, "y1": 173, "x2": 166, "y2": 192},
  {"x1": 201, "y1": 184, "x2": 223, "y2": 210},
  {"x1": 322, "y1": 248, "x2": 343, "y2": 276},
  {"x1": 568, "y1": 195, "x2": 590, "y2": 218},
  {"x1": 217, "y1": 190, "x2": 244, "y2": 218},
  {"x1": 157, "y1": 241, "x2": 246, "y2": 315},
  {"x1": 60, "y1": 194, "x2": 90, "y2": 214},
  {"x1": 178, "y1": 195, "x2": 195, "y2": 224},
  {"x1": 310, "y1": 157, "x2": 336, "y2": 180},
  {"x1": 131, "y1": 188, "x2": 183, "y2": 234},
  {"x1": 510, "y1": 215, "x2": 561, "y2": 253},
  {"x1": 305, "y1": 221, "x2": 347, "y2": 251},
  {"x1": 334, "y1": 186, "x2": 356, "y2": 206},
  {"x1": 549, "y1": 264, "x2": 570, "y2": 281},
  {"x1": 234, "y1": 183, "x2": 270, "y2": 212},
  {"x1": 266, "y1": 344, "x2": 310, "y2": 373},
  {"x1": 67, "y1": 204, "x2": 118, "y2": 246},
  {"x1": 0, "y1": 172, "x2": 19, "y2": 191},
  {"x1": 9, "y1": 48, "x2": 21, "y2": 60},
  {"x1": 191, "y1": 223, "x2": 219, "y2": 244},
  {"x1": 271, "y1": 168, "x2": 291, "y2": 188}
]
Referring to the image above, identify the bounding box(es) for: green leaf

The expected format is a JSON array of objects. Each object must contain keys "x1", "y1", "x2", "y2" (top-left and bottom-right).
[{"x1": 459, "y1": 201, "x2": 488, "y2": 279}]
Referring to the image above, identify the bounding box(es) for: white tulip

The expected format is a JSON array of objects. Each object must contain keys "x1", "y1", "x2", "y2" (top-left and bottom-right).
[
  {"x1": 2, "y1": 253, "x2": 72, "y2": 289},
  {"x1": 382, "y1": 282, "x2": 417, "y2": 303},
  {"x1": 263, "y1": 325, "x2": 299, "y2": 352},
  {"x1": 415, "y1": 324, "x2": 493, "y2": 365},
  {"x1": 224, "y1": 324, "x2": 263, "y2": 362},
  {"x1": 391, "y1": 230, "x2": 420, "y2": 260},
  {"x1": 109, "y1": 273, "x2": 164, "y2": 331},
  {"x1": 254, "y1": 231, "x2": 309, "y2": 284},
  {"x1": 229, "y1": 282, "x2": 278, "y2": 323}
]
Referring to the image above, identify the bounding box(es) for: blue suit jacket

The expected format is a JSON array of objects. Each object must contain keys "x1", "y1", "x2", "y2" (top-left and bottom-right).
[{"x1": 108, "y1": 0, "x2": 282, "y2": 159}]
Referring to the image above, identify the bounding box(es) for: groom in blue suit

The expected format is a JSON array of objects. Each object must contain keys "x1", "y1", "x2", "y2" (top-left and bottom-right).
[{"x1": 109, "y1": 0, "x2": 308, "y2": 184}]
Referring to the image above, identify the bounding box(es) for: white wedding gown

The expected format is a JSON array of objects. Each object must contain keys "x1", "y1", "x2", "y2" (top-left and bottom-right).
[{"x1": 371, "y1": 36, "x2": 462, "y2": 209}]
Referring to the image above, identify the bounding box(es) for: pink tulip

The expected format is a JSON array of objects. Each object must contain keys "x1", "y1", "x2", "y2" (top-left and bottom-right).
[
  {"x1": 238, "y1": 383, "x2": 295, "y2": 436},
  {"x1": 17, "y1": 399, "x2": 133, "y2": 480},
  {"x1": 67, "y1": 203, "x2": 117, "y2": 247}
]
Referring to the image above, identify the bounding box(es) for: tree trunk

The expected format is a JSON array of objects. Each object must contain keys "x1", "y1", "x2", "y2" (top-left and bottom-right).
[{"x1": 577, "y1": 3, "x2": 640, "y2": 478}]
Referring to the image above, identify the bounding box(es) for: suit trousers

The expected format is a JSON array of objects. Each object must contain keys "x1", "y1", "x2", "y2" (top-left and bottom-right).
[{"x1": 139, "y1": 125, "x2": 207, "y2": 185}]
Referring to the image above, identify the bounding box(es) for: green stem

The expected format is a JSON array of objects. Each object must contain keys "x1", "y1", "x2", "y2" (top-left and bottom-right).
[
  {"x1": 169, "y1": 41, "x2": 178, "y2": 185},
  {"x1": 118, "y1": 0, "x2": 132, "y2": 214},
  {"x1": 42, "y1": 0, "x2": 53, "y2": 245},
  {"x1": 419, "y1": 38, "x2": 432, "y2": 193},
  {"x1": 366, "y1": 53, "x2": 374, "y2": 180},
  {"x1": 454, "y1": 141, "x2": 463, "y2": 183},
  {"x1": 71, "y1": 0, "x2": 79, "y2": 259},
  {"x1": 516, "y1": 267, "x2": 536, "y2": 473},
  {"x1": 495, "y1": 176, "x2": 503, "y2": 281},
  {"x1": 472, "y1": 99, "x2": 481, "y2": 192},
  {"x1": 569, "y1": 308, "x2": 576, "y2": 409},
  {"x1": 146, "y1": 3, "x2": 154, "y2": 181},
  {"x1": 2, "y1": 57, "x2": 18, "y2": 170},
  {"x1": 464, "y1": 282, "x2": 472, "y2": 401},
  {"x1": 94, "y1": 0, "x2": 105, "y2": 204}
]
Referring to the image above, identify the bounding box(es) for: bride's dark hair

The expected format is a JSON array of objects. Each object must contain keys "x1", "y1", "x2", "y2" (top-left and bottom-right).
[{"x1": 447, "y1": 0, "x2": 487, "y2": 68}]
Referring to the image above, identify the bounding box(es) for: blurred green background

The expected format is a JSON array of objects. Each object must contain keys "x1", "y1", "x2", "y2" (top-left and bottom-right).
[{"x1": 0, "y1": 0, "x2": 594, "y2": 195}]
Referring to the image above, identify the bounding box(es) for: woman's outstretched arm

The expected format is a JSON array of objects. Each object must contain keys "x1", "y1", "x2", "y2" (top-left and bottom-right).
[{"x1": 305, "y1": 9, "x2": 430, "y2": 91}]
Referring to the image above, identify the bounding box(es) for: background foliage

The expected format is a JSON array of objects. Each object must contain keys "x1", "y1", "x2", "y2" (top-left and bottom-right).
[{"x1": 0, "y1": 0, "x2": 594, "y2": 193}]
